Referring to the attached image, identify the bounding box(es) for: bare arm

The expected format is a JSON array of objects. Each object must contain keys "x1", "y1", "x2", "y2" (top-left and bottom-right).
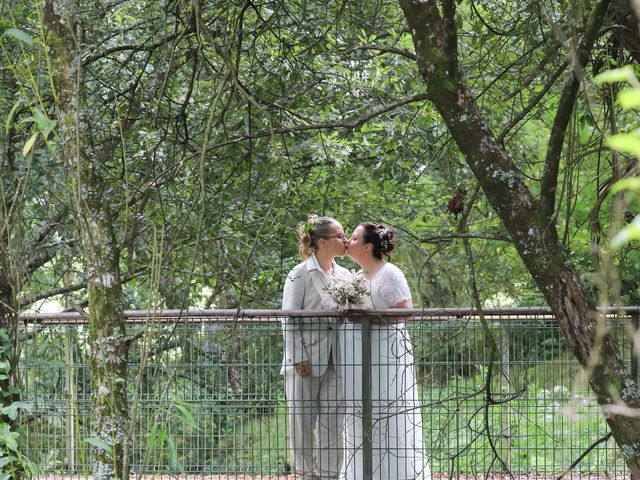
[{"x1": 392, "y1": 299, "x2": 412, "y2": 309}]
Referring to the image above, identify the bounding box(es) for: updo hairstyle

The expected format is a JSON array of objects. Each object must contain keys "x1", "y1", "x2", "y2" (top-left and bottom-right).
[
  {"x1": 361, "y1": 221, "x2": 396, "y2": 260},
  {"x1": 297, "y1": 215, "x2": 339, "y2": 260}
]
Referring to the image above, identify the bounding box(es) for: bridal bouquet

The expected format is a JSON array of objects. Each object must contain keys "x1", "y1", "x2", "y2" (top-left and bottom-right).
[{"x1": 324, "y1": 270, "x2": 368, "y2": 310}]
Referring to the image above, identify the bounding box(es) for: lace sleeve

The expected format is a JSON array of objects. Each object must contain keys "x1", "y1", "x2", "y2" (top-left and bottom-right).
[{"x1": 377, "y1": 265, "x2": 412, "y2": 307}]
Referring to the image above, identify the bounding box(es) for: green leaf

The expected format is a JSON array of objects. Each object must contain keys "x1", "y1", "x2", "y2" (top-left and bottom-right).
[
  {"x1": 147, "y1": 423, "x2": 158, "y2": 452},
  {"x1": 617, "y1": 88, "x2": 640, "y2": 109},
  {"x1": 0, "y1": 457, "x2": 11, "y2": 469},
  {"x1": 5, "y1": 100, "x2": 22, "y2": 135},
  {"x1": 610, "y1": 177, "x2": 640, "y2": 195},
  {"x1": 9, "y1": 401, "x2": 32, "y2": 411},
  {"x1": 1, "y1": 401, "x2": 32, "y2": 420},
  {"x1": 593, "y1": 65, "x2": 635, "y2": 84},
  {"x1": 33, "y1": 108, "x2": 56, "y2": 137},
  {"x1": 174, "y1": 403, "x2": 200, "y2": 431},
  {"x1": 25, "y1": 458, "x2": 38, "y2": 475},
  {"x1": 612, "y1": 216, "x2": 640, "y2": 248},
  {"x1": 166, "y1": 436, "x2": 181, "y2": 469},
  {"x1": 156, "y1": 427, "x2": 166, "y2": 447},
  {"x1": 84, "y1": 436, "x2": 113, "y2": 453},
  {"x1": 18, "y1": 116, "x2": 34, "y2": 127},
  {"x1": 2, "y1": 28, "x2": 34, "y2": 48},
  {"x1": 22, "y1": 132, "x2": 37, "y2": 157},
  {"x1": 2, "y1": 405, "x2": 18, "y2": 420},
  {"x1": 1, "y1": 429, "x2": 18, "y2": 452},
  {"x1": 605, "y1": 132, "x2": 640, "y2": 157}
]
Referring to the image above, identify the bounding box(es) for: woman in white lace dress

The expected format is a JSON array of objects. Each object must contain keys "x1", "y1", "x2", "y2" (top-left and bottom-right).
[{"x1": 339, "y1": 222, "x2": 430, "y2": 480}]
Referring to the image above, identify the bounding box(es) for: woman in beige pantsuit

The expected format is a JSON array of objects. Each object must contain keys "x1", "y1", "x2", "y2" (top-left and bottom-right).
[{"x1": 281, "y1": 215, "x2": 348, "y2": 480}]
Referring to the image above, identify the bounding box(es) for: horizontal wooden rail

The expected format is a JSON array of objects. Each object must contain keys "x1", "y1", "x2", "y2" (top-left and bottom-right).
[{"x1": 17, "y1": 305, "x2": 640, "y2": 324}]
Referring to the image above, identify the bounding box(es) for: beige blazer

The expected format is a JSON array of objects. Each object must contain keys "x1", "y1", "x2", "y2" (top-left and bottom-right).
[{"x1": 281, "y1": 254, "x2": 348, "y2": 377}]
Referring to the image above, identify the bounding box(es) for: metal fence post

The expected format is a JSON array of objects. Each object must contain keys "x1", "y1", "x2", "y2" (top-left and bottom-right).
[
  {"x1": 632, "y1": 312, "x2": 639, "y2": 385},
  {"x1": 362, "y1": 315, "x2": 373, "y2": 480},
  {"x1": 501, "y1": 322, "x2": 511, "y2": 470},
  {"x1": 64, "y1": 327, "x2": 76, "y2": 472}
]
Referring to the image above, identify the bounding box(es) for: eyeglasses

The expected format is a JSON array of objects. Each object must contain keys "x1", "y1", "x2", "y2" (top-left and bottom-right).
[{"x1": 325, "y1": 233, "x2": 347, "y2": 241}]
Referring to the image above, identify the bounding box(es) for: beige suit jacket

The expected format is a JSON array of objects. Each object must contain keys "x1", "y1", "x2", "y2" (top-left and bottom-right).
[{"x1": 281, "y1": 254, "x2": 348, "y2": 377}]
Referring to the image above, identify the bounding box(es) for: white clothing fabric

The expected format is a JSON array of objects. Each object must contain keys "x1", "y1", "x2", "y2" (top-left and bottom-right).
[
  {"x1": 281, "y1": 253, "x2": 347, "y2": 479},
  {"x1": 339, "y1": 263, "x2": 431, "y2": 480}
]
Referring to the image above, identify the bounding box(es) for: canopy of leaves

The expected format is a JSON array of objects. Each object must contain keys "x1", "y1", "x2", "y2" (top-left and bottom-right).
[{"x1": 1, "y1": 0, "x2": 638, "y2": 313}]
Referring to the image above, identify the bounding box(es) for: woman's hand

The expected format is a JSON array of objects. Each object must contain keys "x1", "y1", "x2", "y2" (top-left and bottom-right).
[{"x1": 294, "y1": 360, "x2": 310, "y2": 376}]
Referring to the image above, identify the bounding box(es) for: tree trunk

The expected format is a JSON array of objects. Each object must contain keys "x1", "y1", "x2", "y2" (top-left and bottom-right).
[
  {"x1": 398, "y1": 0, "x2": 640, "y2": 475},
  {"x1": 0, "y1": 297, "x2": 19, "y2": 422},
  {"x1": 44, "y1": 2, "x2": 130, "y2": 479}
]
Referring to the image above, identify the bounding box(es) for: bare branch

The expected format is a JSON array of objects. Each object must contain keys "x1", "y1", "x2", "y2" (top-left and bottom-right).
[
  {"x1": 557, "y1": 431, "x2": 612, "y2": 479},
  {"x1": 19, "y1": 268, "x2": 145, "y2": 308},
  {"x1": 539, "y1": 0, "x2": 612, "y2": 221},
  {"x1": 498, "y1": 60, "x2": 569, "y2": 144},
  {"x1": 502, "y1": 43, "x2": 561, "y2": 101},
  {"x1": 83, "y1": 30, "x2": 185, "y2": 66},
  {"x1": 206, "y1": 93, "x2": 429, "y2": 150},
  {"x1": 353, "y1": 44, "x2": 417, "y2": 61},
  {"x1": 419, "y1": 232, "x2": 511, "y2": 243}
]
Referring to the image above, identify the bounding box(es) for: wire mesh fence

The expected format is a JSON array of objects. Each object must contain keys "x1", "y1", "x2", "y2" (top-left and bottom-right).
[{"x1": 16, "y1": 308, "x2": 638, "y2": 479}]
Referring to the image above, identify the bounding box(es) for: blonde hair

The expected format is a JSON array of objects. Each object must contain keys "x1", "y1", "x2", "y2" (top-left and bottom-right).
[{"x1": 297, "y1": 215, "x2": 339, "y2": 259}]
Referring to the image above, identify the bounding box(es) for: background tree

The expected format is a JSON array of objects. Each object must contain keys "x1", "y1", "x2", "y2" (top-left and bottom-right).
[{"x1": 397, "y1": 0, "x2": 640, "y2": 475}]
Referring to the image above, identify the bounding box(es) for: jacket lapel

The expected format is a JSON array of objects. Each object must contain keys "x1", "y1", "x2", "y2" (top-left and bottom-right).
[
  {"x1": 307, "y1": 254, "x2": 331, "y2": 306},
  {"x1": 310, "y1": 269, "x2": 327, "y2": 300}
]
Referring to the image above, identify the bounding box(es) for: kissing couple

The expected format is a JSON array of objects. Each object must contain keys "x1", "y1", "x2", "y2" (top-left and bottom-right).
[{"x1": 281, "y1": 215, "x2": 431, "y2": 480}]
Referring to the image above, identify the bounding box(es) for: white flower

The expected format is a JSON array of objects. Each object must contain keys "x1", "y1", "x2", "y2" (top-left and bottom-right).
[
  {"x1": 537, "y1": 389, "x2": 551, "y2": 399},
  {"x1": 324, "y1": 270, "x2": 368, "y2": 307},
  {"x1": 553, "y1": 385, "x2": 568, "y2": 395}
]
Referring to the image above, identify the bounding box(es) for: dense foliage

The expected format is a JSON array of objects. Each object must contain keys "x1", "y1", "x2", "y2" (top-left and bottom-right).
[
  {"x1": 4, "y1": 1, "x2": 637, "y2": 312},
  {"x1": 2, "y1": 0, "x2": 640, "y2": 476}
]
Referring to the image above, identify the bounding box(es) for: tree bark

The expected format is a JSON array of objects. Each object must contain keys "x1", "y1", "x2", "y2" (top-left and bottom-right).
[
  {"x1": 44, "y1": 2, "x2": 130, "y2": 479},
  {"x1": 397, "y1": 0, "x2": 640, "y2": 475}
]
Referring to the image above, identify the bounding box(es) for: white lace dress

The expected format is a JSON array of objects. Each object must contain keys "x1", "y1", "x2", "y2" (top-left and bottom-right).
[{"x1": 339, "y1": 263, "x2": 431, "y2": 480}]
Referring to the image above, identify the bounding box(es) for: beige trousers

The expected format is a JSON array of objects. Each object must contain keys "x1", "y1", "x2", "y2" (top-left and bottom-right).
[{"x1": 285, "y1": 361, "x2": 344, "y2": 480}]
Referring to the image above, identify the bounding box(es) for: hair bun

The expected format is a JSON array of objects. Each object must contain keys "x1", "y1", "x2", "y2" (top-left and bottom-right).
[
  {"x1": 360, "y1": 221, "x2": 396, "y2": 260},
  {"x1": 379, "y1": 227, "x2": 395, "y2": 254}
]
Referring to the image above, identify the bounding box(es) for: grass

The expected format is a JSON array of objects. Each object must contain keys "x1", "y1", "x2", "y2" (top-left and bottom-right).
[{"x1": 220, "y1": 377, "x2": 625, "y2": 476}]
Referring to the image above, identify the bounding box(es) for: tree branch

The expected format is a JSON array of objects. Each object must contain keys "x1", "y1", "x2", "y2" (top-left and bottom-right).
[
  {"x1": 205, "y1": 93, "x2": 429, "y2": 150},
  {"x1": 353, "y1": 44, "x2": 417, "y2": 61},
  {"x1": 557, "y1": 432, "x2": 612, "y2": 479},
  {"x1": 398, "y1": 0, "x2": 539, "y2": 245},
  {"x1": 82, "y1": 30, "x2": 185, "y2": 66},
  {"x1": 498, "y1": 60, "x2": 569, "y2": 144},
  {"x1": 419, "y1": 232, "x2": 511, "y2": 243},
  {"x1": 502, "y1": 43, "x2": 561, "y2": 101},
  {"x1": 539, "y1": 0, "x2": 612, "y2": 221},
  {"x1": 19, "y1": 267, "x2": 145, "y2": 308}
]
